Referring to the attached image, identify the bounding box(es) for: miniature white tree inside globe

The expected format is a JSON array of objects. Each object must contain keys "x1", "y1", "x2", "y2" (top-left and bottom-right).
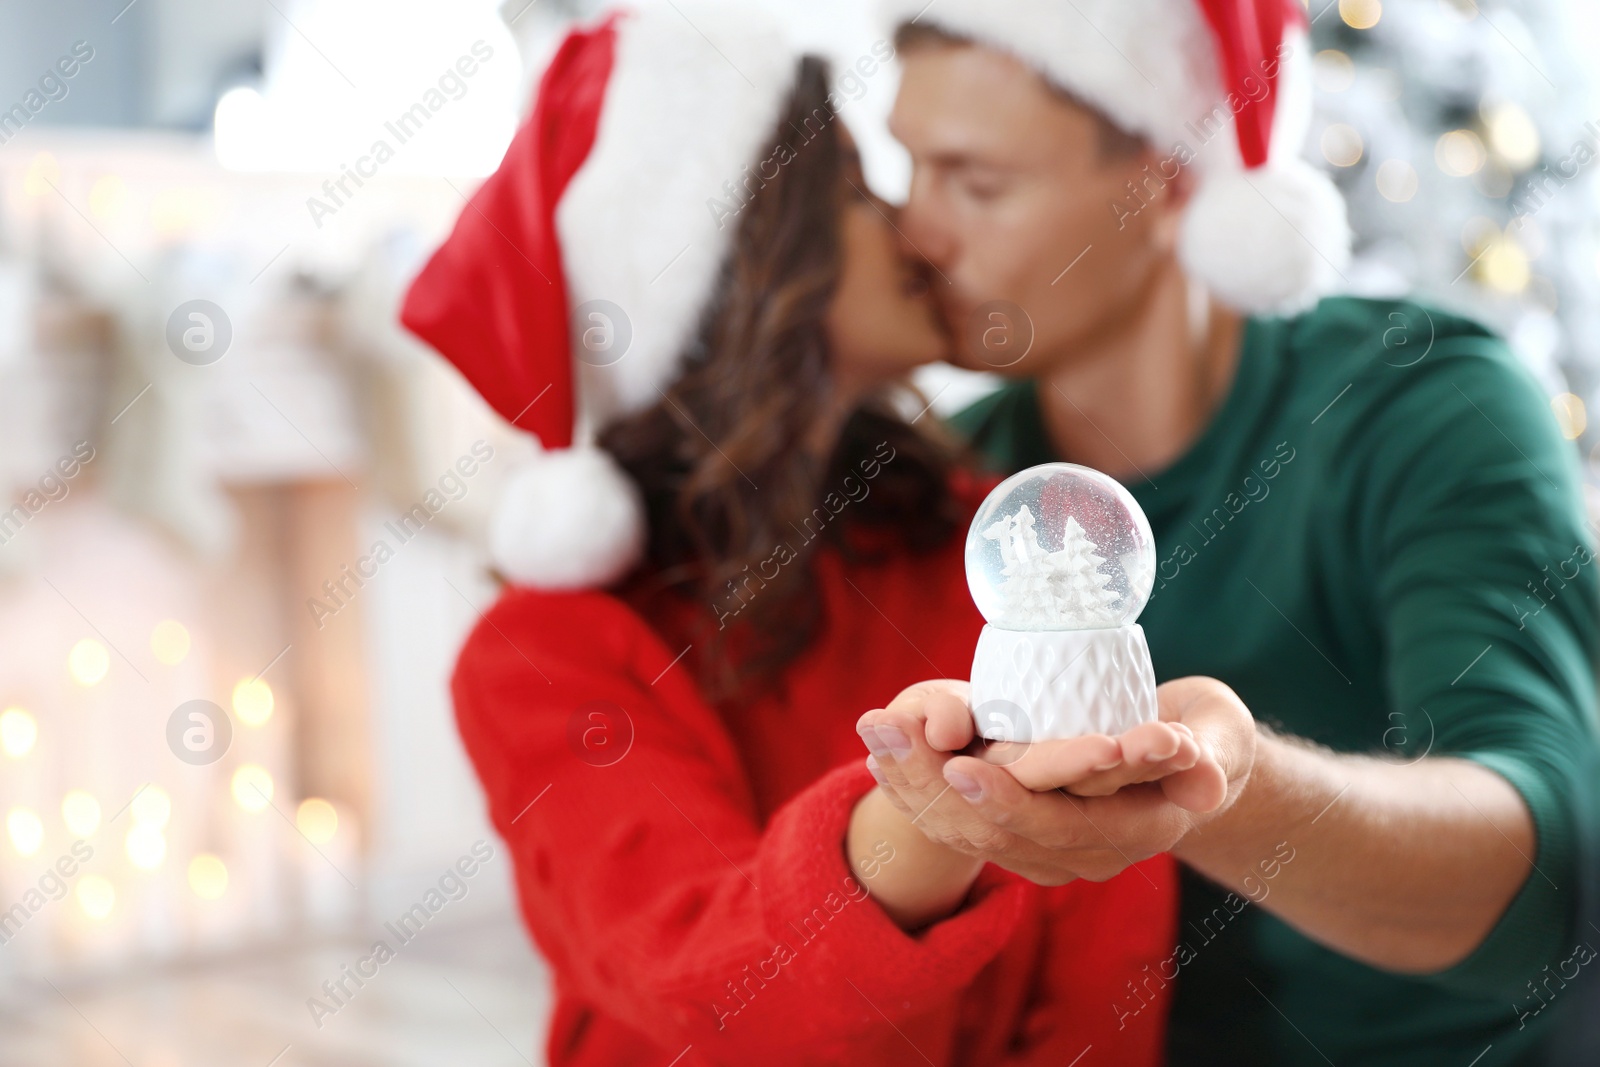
[{"x1": 965, "y1": 463, "x2": 1159, "y2": 742}]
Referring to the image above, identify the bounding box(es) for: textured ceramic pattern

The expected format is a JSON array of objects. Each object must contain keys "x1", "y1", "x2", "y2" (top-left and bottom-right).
[{"x1": 969, "y1": 624, "x2": 1158, "y2": 741}]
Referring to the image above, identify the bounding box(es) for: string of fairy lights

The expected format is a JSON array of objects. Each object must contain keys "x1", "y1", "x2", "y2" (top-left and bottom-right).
[
  {"x1": 1, "y1": 617, "x2": 344, "y2": 933},
  {"x1": 1312, "y1": 0, "x2": 1600, "y2": 453}
]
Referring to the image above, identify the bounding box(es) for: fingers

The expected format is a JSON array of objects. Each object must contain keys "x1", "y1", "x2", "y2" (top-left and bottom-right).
[
  {"x1": 863, "y1": 755, "x2": 915, "y2": 819},
  {"x1": 856, "y1": 675, "x2": 1257, "y2": 882},
  {"x1": 1154, "y1": 677, "x2": 1257, "y2": 814},
  {"x1": 991, "y1": 679, "x2": 1252, "y2": 807},
  {"x1": 940, "y1": 755, "x2": 1166, "y2": 882},
  {"x1": 981, "y1": 720, "x2": 1201, "y2": 798},
  {"x1": 934, "y1": 756, "x2": 1092, "y2": 883},
  {"x1": 859, "y1": 740, "x2": 1004, "y2": 854},
  {"x1": 884, "y1": 678, "x2": 970, "y2": 716},
  {"x1": 942, "y1": 754, "x2": 1089, "y2": 848},
  {"x1": 975, "y1": 733, "x2": 1121, "y2": 788},
  {"x1": 878, "y1": 679, "x2": 974, "y2": 753},
  {"x1": 1117, "y1": 720, "x2": 1190, "y2": 766},
  {"x1": 1156, "y1": 757, "x2": 1229, "y2": 813},
  {"x1": 859, "y1": 705, "x2": 946, "y2": 793},
  {"x1": 1062, "y1": 721, "x2": 1200, "y2": 797},
  {"x1": 923, "y1": 687, "x2": 976, "y2": 752},
  {"x1": 859, "y1": 701, "x2": 1071, "y2": 875},
  {"x1": 857, "y1": 697, "x2": 1201, "y2": 885}
]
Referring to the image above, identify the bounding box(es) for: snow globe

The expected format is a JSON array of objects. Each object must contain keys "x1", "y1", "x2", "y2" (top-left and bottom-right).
[{"x1": 965, "y1": 463, "x2": 1158, "y2": 742}]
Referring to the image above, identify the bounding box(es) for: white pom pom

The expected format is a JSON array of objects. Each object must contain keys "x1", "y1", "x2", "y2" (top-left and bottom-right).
[
  {"x1": 1179, "y1": 160, "x2": 1352, "y2": 316},
  {"x1": 489, "y1": 447, "x2": 646, "y2": 590}
]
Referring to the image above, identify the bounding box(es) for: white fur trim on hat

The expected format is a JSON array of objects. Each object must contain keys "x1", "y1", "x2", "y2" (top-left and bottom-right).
[
  {"x1": 558, "y1": 5, "x2": 799, "y2": 432},
  {"x1": 878, "y1": 1, "x2": 1350, "y2": 314},
  {"x1": 879, "y1": 0, "x2": 1219, "y2": 165},
  {"x1": 488, "y1": 446, "x2": 646, "y2": 589}
]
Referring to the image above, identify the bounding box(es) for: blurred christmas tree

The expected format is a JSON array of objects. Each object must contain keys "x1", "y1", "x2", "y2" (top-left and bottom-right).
[{"x1": 1307, "y1": 0, "x2": 1600, "y2": 471}]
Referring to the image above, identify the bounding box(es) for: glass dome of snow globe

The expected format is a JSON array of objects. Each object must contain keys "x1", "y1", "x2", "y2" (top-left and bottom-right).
[{"x1": 965, "y1": 463, "x2": 1155, "y2": 632}]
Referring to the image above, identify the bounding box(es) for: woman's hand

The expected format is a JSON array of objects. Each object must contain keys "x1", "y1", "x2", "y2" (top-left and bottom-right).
[
  {"x1": 845, "y1": 785, "x2": 984, "y2": 931},
  {"x1": 854, "y1": 678, "x2": 1256, "y2": 886}
]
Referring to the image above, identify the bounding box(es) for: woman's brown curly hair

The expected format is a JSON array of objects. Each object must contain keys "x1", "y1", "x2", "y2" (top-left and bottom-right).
[{"x1": 600, "y1": 56, "x2": 966, "y2": 702}]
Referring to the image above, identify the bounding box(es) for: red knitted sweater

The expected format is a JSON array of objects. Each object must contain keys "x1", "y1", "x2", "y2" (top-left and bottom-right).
[{"x1": 451, "y1": 516, "x2": 1177, "y2": 1066}]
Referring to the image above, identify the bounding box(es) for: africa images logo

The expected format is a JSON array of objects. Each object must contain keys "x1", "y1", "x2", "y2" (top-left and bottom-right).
[{"x1": 166, "y1": 700, "x2": 233, "y2": 766}]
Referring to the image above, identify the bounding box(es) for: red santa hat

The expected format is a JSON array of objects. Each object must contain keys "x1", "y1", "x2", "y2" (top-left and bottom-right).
[
  {"x1": 878, "y1": 0, "x2": 1351, "y2": 315},
  {"x1": 401, "y1": 6, "x2": 799, "y2": 589}
]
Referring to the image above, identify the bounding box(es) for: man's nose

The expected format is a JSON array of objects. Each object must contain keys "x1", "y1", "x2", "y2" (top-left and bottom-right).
[{"x1": 897, "y1": 182, "x2": 956, "y2": 275}]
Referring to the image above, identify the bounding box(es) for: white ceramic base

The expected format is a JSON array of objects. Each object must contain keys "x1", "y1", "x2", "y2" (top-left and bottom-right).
[{"x1": 969, "y1": 624, "x2": 1158, "y2": 742}]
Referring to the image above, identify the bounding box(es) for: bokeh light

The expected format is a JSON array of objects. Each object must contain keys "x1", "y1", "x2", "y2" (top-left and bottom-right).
[
  {"x1": 8, "y1": 807, "x2": 44, "y2": 857},
  {"x1": 126, "y1": 825, "x2": 167, "y2": 871},
  {"x1": 1376, "y1": 160, "x2": 1419, "y2": 203},
  {"x1": 148, "y1": 185, "x2": 225, "y2": 242},
  {"x1": 232, "y1": 678, "x2": 274, "y2": 728},
  {"x1": 0, "y1": 707, "x2": 37, "y2": 758},
  {"x1": 62, "y1": 791, "x2": 102, "y2": 838},
  {"x1": 188, "y1": 854, "x2": 229, "y2": 900},
  {"x1": 1321, "y1": 124, "x2": 1365, "y2": 168},
  {"x1": 131, "y1": 786, "x2": 172, "y2": 829},
  {"x1": 69, "y1": 638, "x2": 111, "y2": 687},
  {"x1": 88, "y1": 174, "x2": 130, "y2": 222},
  {"x1": 1552, "y1": 394, "x2": 1587, "y2": 441},
  {"x1": 1483, "y1": 102, "x2": 1540, "y2": 171},
  {"x1": 296, "y1": 798, "x2": 339, "y2": 844},
  {"x1": 1314, "y1": 50, "x2": 1356, "y2": 93},
  {"x1": 232, "y1": 765, "x2": 274, "y2": 812},
  {"x1": 1477, "y1": 235, "x2": 1531, "y2": 294},
  {"x1": 1340, "y1": 0, "x2": 1382, "y2": 29},
  {"x1": 77, "y1": 876, "x2": 116, "y2": 920},
  {"x1": 151, "y1": 621, "x2": 192, "y2": 666},
  {"x1": 1436, "y1": 130, "x2": 1486, "y2": 177},
  {"x1": 23, "y1": 151, "x2": 60, "y2": 198}
]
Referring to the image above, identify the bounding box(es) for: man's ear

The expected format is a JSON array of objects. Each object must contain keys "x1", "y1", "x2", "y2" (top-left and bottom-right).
[
  {"x1": 1103, "y1": 142, "x2": 1194, "y2": 253},
  {"x1": 1136, "y1": 146, "x2": 1195, "y2": 255}
]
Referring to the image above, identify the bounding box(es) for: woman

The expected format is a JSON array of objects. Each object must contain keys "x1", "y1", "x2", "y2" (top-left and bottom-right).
[{"x1": 403, "y1": 7, "x2": 1190, "y2": 1065}]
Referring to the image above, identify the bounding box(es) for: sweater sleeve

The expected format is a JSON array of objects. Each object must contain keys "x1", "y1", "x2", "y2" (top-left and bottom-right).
[
  {"x1": 1354, "y1": 338, "x2": 1600, "y2": 1000},
  {"x1": 451, "y1": 588, "x2": 1030, "y2": 1065}
]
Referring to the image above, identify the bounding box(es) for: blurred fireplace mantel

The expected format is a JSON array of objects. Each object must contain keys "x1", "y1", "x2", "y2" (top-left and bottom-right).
[{"x1": 0, "y1": 132, "x2": 524, "y2": 980}]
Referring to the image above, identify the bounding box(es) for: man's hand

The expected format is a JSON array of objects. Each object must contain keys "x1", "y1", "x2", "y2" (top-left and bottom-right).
[
  {"x1": 856, "y1": 678, "x2": 1255, "y2": 886},
  {"x1": 998, "y1": 677, "x2": 1255, "y2": 812}
]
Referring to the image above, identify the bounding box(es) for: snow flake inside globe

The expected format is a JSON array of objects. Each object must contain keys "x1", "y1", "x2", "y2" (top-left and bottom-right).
[{"x1": 965, "y1": 463, "x2": 1155, "y2": 632}]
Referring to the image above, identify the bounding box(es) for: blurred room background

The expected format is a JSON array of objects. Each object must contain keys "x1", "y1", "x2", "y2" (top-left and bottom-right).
[{"x1": 1, "y1": 0, "x2": 1598, "y2": 1064}]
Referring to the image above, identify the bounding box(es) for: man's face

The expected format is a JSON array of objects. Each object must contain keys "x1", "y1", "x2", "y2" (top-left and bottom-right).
[{"x1": 891, "y1": 42, "x2": 1184, "y2": 376}]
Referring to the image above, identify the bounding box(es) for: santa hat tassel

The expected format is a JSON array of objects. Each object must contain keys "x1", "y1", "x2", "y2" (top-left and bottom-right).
[{"x1": 489, "y1": 446, "x2": 646, "y2": 591}]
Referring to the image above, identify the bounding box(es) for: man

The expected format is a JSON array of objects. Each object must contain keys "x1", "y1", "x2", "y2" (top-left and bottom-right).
[{"x1": 856, "y1": 1, "x2": 1600, "y2": 1063}]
